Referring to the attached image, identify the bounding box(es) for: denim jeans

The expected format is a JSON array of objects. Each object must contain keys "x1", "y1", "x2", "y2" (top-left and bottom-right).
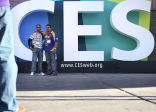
[
  {"x1": 31, "y1": 48, "x2": 43, "y2": 73},
  {"x1": 45, "y1": 51, "x2": 57, "y2": 75},
  {"x1": 0, "y1": 7, "x2": 19, "y2": 112}
]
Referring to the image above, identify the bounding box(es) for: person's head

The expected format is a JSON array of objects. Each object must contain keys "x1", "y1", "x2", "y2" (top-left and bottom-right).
[
  {"x1": 36, "y1": 24, "x2": 41, "y2": 32},
  {"x1": 46, "y1": 24, "x2": 51, "y2": 32}
]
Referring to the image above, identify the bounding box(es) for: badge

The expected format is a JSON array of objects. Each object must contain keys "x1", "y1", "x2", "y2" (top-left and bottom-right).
[
  {"x1": 47, "y1": 39, "x2": 51, "y2": 44},
  {"x1": 36, "y1": 41, "x2": 40, "y2": 45}
]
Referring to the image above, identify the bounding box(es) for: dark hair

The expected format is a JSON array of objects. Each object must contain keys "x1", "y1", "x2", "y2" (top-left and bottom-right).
[
  {"x1": 36, "y1": 24, "x2": 41, "y2": 27},
  {"x1": 46, "y1": 24, "x2": 51, "y2": 28}
]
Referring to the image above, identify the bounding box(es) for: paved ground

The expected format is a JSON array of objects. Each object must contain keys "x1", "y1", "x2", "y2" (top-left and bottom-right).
[{"x1": 16, "y1": 73, "x2": 156, "y2": 112}]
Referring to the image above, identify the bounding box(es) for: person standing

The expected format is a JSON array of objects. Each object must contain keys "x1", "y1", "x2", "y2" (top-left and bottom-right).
[
  {"x1": 28, "y1": 24, "x2": 45, "y2": 76},
  {"x1": 42, "y1": 24, "x2": 58, "y2": 76},
  {"x1": 0, "y1": 0, "x2": 25, "y2": 111}
]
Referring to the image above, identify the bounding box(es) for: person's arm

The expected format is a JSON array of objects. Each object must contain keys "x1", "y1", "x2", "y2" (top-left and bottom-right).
[
  {"x1": 28, "y1": 38, "x2": 34, "y2": 51},
  {"x1": 52, "y1": 33, "x2": 58, "y2": 53},
  {"x1": 41, "y1": 32, "x2": 45, "y2": 50},
  {"x1": 0, "y1": 0, "x2": 10, "y2": 7},
  {"x1": 28, "y1": 33, "x2": 34, "y2": 51},
  {"x1": 28, "y1": 38, "x2": 32, "y2": 47},
  {"x1": 51, "y1": 42, "x2": 58, "y2": 53},
  {"x1": 41, "y1": 32, "x2": 45, "y2": 40}
]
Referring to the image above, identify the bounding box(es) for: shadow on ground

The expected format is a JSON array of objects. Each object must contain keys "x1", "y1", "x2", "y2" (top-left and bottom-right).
[{"x1": 17, "y1": 73, "x2": 156, "y2": 91}]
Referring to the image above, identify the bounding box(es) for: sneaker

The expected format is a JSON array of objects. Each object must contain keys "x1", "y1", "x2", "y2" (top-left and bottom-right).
[
  {"x1": 39, "y1": 72, "x2": 45, "y2": 76},
  {"x1": 46, "y1": 72, "x2": 52, "y2": 75},
  {"x1": 17, "y1": 106, "x2": 25, "y2": 112},
  {"x1": 52, "y1": 74, "x2": 57, "y2": 76},
  {"x1": 30, "y1": 72, "x2": 34, "y2": 76}
]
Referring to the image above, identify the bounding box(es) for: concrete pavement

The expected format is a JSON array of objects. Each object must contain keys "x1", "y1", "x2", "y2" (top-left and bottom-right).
[{"x1": 16, "y1": 73, "x2": 156, "y2": 112}]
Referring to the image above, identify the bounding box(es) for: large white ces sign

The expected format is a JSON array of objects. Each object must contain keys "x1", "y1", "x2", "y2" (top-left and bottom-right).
[{"x1": 11, "y1": 0, "x2": 154, "y2": 61}]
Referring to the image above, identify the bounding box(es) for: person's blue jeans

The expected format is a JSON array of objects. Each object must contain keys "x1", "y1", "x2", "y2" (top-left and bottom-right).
[
  {"x1": 31, "y1": 48, "x2": 43, "y2": 73},
  {"x1": 0, "y1": 7, "x2": 19, "y2": 112},
  {"x1": 45, "y1": 51, "x2": 57, "y2": 75}
]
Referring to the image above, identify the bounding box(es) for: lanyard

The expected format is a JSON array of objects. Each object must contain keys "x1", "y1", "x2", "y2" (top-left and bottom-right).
[
  {"x1": 36, "y1": 32, "x2": 41, "y2": 41},
  {"x1": 47, "y1": 32, "x2": 51, "y2": 39}
]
